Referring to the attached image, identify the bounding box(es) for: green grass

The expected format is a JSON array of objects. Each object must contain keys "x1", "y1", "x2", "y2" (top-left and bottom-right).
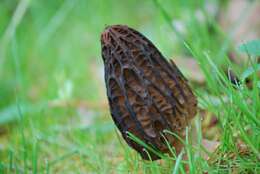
[{"x1": 0, "y1": 0, "x2": 260, "y2": 173}]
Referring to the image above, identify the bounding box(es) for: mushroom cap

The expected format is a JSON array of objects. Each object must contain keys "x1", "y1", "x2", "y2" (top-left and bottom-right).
[{"x1": 101, "y1": 25, "x2": 197, "y2": 160}]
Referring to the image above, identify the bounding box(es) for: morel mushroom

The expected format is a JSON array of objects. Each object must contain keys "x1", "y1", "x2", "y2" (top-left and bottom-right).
[{"x1": 100, "y1": 25, "x2": 197, "y2": 160}]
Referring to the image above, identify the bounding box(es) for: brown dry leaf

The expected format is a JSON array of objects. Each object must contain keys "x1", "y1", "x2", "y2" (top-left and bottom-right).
[{"x1": 174, "y1": 57, "x2": 205, "y2": 84}]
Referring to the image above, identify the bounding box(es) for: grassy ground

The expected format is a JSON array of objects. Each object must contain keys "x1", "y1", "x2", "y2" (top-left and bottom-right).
[{"x1": 0, "y1": 0, "x2": 259, "y2": 173}]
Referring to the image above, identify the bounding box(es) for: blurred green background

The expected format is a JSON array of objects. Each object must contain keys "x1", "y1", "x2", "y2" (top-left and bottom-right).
[
  {"x1": 1, "y1": 0, "x2": 198, "y2": 107},
  {"x1": 1, "y1": 0, "x2": 203, "y2": 173},
  {"x1": 1, "y1": 0, "x2": 259, "y2": 173}
]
